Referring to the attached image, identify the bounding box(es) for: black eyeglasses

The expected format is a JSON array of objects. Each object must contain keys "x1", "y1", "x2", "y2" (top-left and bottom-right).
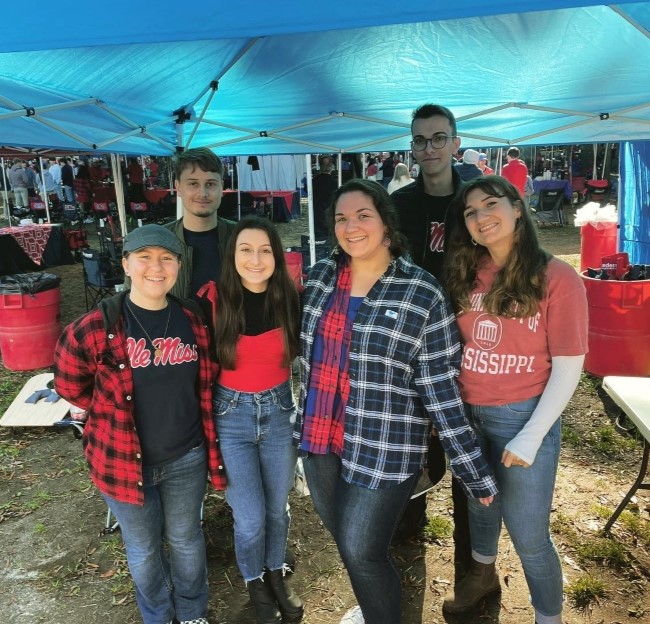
[{"x1": 410, "y1": 134, "x2": 456, "y2": 152}]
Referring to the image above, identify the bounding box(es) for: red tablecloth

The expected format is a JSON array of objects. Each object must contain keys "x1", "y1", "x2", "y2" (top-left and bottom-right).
[
  {"x1": 144, "y1": 188, "x2": 172, "y2": 204},
  {"x1": 0, "y1": 225, "x2": 52, "y2": 265},
  {"x1": 271, "y1": 191, "x2": 298, "y2": 217},
  {"x1": 92, "y1": 184, "x2": 117, "y2": 202}
]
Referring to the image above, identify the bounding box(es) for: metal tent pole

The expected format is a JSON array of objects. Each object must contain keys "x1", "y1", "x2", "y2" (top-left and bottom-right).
[
  {"x1": 37, "y1": 157, "x2": 51, "y2": 223},
  {"x1": 305, "y1": 154, "x2": 315, "y2": 267}
]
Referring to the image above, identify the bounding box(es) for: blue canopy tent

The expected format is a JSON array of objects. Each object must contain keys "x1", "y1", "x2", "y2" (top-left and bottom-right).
[
  {"x1": 1, "y1": 1, "x2": 649, "y2": 255},
  {"x1": 620, "y1": 142, "x2": 650, "y2": 263},
  {"x1": 1, "y1": 1, "x2": 650, "y2": 154}
]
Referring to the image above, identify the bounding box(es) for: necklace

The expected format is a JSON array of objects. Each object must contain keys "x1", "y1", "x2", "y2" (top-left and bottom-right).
[{"x1": 126, "y1": 299, "x2": 172, "y2": 358}]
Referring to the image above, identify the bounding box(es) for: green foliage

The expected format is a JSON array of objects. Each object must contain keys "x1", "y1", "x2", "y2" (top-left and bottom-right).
[
  {"x1": 0, "y1": 440, "x2": 21, "y2": 461},
  {"x1": 0, "y1": 373, "x2": 32, "y2": 412},
  {"x1": 575, "y1": 536, "x2": 628, "y2": 568},
  {"x1": 563, "y1": 419, "x2": 639, "y2": 458},
  {"x1": 423, "y1": 515, "x2": 453, "y2": 541},
  {"x1": 579, "y1": 372, "x2": 601, "y2": 394},
  {"x1": 550, "y1": 511, "x2": 575, "y2": 538},
  {"x1": 0, "y1": 488, "x2": 52, "y2": 517},
  {"x1": 592, "y1": 424, "x2": 639, "y2": 456},
  {"x1": 565, "y1": 574, "x2": 607, "y2": 610}
]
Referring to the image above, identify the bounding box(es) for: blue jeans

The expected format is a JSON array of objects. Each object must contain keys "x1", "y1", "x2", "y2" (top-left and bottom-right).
[
  {"x1": 102, "y1": 444, "x2": 208, "y2": 624},
  {"x1": 303, "y1": 453, "x2": 418, "y2": 624},
  {"x1": 466, "y1": 398, "x2": 563, "y2": 620},
  {"x1": 213, "y1": 381, "x2": 297, "y2": 581}
]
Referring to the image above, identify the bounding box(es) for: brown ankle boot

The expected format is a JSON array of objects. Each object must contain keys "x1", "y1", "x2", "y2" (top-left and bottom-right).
[{"x1": 442, "y1": 560, "x2": 501, "y2": 613}]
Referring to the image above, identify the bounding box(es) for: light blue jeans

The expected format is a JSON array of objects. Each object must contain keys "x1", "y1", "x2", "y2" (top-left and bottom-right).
[
  {"x1": 304, "y1": 453, "x2": 418, "y2": 624},
  {"x1": 102, "y1": 444, "x2": 208, "y2": 624},
  {"x1": 466, "y1": 397, "x2": 563, "y2": 622},
  {"x1": 213, "y1": 380, "x2": 297, "y2": 581}
]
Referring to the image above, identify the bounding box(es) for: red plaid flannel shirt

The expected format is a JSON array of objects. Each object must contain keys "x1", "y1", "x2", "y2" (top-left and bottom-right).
[
  {"x1": 54, "y1": 292, "x2": 225, "y2": 504},
  {"x1": 299, "y1": 262, "x2": 352, "y2": 455}
]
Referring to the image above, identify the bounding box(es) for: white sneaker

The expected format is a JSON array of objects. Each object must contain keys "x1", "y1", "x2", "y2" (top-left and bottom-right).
[{"x1": 340, "y1": 605, "x2": 365, "y2": 623}]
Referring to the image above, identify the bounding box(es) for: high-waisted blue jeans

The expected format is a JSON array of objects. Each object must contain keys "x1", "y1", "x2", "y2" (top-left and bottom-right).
[
  {"x1": 102, "y1": 443, "x2": 208, "y2": 624},
  {"x1": 213, "y1": 380, "x2": 297, "y2": 582},
  {"x1": 466, "y1": 397, "x2": 563, "y2": 622},
  {"x1": 303, "y1": 452, "x2": 418, "y2": 624}
]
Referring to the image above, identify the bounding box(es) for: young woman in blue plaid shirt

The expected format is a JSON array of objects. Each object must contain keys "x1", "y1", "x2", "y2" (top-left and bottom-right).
[{"x1": 294, "y1": 179, "x2": 497, "y2": 624}]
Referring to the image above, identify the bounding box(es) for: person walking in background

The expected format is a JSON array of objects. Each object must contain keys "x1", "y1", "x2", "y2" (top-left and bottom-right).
[
  {"x1": 209, "y1": 216, "x2": 302, "y2": 624},
  {"x1": 441, "y1": 176, "x2": 588, "y2": 624},
  {"x1": 61, "y1": 158, "x2": 75, "y2": 203},
  {"x1": 374, "y1": 155, "x2": 384, "y2": 186},
  {"x1": 454, "y1": 149, "x2": 483, "y2": 181},
  {"x1": 366, "y1": 156, "x2": 378, "y2": 181},
  {"x1": 8, "y1": 158, "x2": 29, "y2": 210},
  {"x1": 313, "y1": 155, "x2": 338, "y2": 240},
  {"x1": 37, "y1": 163, "x2": 57, "y2": 195},
  {"x1": 390, "y1": 103, "x2": 472, "y2": 578},
  {"x1": 386, "y1": 162, "x2": 415, "y2": 194},
  {"x1": 73, "y1": 159, "x2": 94, "y2": 218},
  {"x1": 54, "y1": 224, "x2": 224, "y2": 624},
  {"x1": 127, "y1": 157, "x2": 146, "y2": 204},
  {"x1": 477, "y1": 153, "x2": 494, "y2": 175},
  {"x1": 379, "y1": 152, "x2": 396, "y2": 189},
  {"x1": 24, "y1": 161, "x2": 38, "y2": 198},
  {"x1": 295, "y1": 179, "x2": 497, "y2": 624},
  {"x1": 501, "y1": 147, "x2": 528, "y2": 195},
  {"x1": 524, "y1": 174, "x2": 535, "y2": 208},
  {"x1": 48, "y1": 157, "x2": 64, "y2": 201}
]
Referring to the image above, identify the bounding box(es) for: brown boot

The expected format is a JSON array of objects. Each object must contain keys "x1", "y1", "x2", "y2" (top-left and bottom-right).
[{"x1": 442, "y1": 560, "x2": 501, "y2": 613}]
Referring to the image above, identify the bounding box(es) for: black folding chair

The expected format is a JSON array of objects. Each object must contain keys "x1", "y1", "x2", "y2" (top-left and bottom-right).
[
  {"x1": 533, "y1": 188, "x2": 566, "y2": 227},
  {"x1": 299, "y1": 234, "x2": 331, "y2": 270},
  {"x1": 81, "y1": 248, "x2": 124, "y2": 310}
]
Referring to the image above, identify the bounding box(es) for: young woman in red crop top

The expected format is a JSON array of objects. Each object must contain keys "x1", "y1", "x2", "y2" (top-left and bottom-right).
[{"x1": 211, "y1": 216, "x2": 302, "y2": 624}]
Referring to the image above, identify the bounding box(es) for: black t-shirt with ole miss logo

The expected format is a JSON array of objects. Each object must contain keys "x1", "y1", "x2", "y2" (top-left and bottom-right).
[{"x1": 123, "y1": 298, "x2": 203, "y2": 467}]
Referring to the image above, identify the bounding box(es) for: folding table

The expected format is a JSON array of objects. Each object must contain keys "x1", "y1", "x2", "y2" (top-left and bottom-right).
[{"x1": 601, "y1": 376, "x2": 650, "y2": 532}]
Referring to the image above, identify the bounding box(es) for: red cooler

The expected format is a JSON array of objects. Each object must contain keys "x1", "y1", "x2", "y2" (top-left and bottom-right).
[
  {"x1": 0, "y1": 273, "x2": 62, "y2": 371},
  {"x1": 582, "y1": 273, "x2": 650, "y2": 377},
  {"x1": 580, "y1": 222, "x2": 618, "y2": 272}
]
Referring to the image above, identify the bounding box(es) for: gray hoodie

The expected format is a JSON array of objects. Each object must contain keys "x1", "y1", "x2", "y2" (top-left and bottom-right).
[{"x1": 8, "y1": 164, "x2": 28, "y2": 189}]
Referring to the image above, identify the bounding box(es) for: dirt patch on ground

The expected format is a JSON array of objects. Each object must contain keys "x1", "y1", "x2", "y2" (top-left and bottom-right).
[{"x1": 2, "y1": 213, "x2": 649, "y2": 624}]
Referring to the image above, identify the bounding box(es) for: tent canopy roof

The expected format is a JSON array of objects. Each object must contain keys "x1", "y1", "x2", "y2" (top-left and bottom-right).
[{"x1": 1, "y1": 1, "x2": 649, "y2": 155}]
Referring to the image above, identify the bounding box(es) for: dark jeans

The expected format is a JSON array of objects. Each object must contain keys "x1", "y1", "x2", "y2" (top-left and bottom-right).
[
  {"x1": 394, "y1": 436, "x2": 472, "y2": 575},
  {"x1": 304, "y1": 453, "x2": 418, "y2": 624}
]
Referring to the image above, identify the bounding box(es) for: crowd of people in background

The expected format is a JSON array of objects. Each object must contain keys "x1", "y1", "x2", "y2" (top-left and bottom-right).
[{"x1": 0, "y1": 155, "x2": 168, "y2": 221}]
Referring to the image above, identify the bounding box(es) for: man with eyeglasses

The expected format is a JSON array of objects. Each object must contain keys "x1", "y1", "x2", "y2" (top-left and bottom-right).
[
  {"x1": 391, "y1": 103, "x2": 472, "y2": 582},
  {"x1": 392, "y1": 104, "x2": 462, "y2": 279}
]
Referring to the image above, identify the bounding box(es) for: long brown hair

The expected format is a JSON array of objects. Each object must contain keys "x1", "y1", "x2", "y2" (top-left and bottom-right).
[
  {"x1": 214, "y1": 216, "x2": 300, "y2": 369},
  {"x1": 442, "y1": 175, "x2": 550, "y2": 318}
]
